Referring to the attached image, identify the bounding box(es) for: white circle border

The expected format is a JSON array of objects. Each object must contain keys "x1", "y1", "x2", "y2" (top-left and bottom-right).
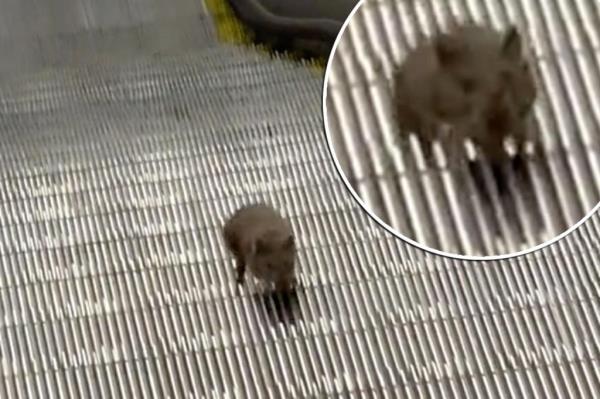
[{"x1": 321, "y1": 0, "x2": 600, "y2": 261}]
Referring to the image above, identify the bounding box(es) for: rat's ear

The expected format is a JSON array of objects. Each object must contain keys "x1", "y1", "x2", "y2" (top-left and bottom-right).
[
  {"x1": 435, "y1": 34, "x2": 464, "y2": 66},
  {"x1": 501, "y1": 26, "x2": 522, "y2": 60}
]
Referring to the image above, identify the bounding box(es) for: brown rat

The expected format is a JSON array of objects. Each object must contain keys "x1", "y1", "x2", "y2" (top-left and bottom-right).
[
  {"x1": 223, "y1": 203, "x2": 296, "y2": 292},
  {"x1": 393, "y1": 24, "x2": 538, "y2": 164}
]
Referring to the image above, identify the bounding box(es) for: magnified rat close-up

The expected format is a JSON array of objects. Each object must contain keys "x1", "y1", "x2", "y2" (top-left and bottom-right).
[
  {"x1": 223, "y1": 203, "x2": 297, "y2": 292},
  {"x1": 393, "y1": 23, "x2": 538, "y2": 164}
]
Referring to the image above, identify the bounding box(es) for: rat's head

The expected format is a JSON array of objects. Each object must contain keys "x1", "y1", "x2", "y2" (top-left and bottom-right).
[
  {"x1": 249, "y1": 229, "x2": 296, "y2": 278},
  {"x1": 434, "y1": 26, "x2": 537, "y2": 142}
]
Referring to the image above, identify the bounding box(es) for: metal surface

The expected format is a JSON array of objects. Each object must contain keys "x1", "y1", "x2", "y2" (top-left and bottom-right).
[
  {"x1": 325, "y1": 0, "x2": 600, "y2": 257},
  {"x1": 0, "y1": 0, "x2": 599, "y2": 398}
]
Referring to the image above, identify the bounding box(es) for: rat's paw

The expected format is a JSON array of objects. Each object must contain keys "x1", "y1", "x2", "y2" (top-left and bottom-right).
[{"x1": 274, "y1": 276, "x2": 296, "y2": 294}]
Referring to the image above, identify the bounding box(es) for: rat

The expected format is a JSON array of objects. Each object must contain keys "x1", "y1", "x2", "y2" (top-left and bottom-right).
[
  {"x1": 223, "y1": 203, "x2": 297, "y2": 292},
  {"x1": 393, "y1": 24, "x2": 538, "y2": 164}
]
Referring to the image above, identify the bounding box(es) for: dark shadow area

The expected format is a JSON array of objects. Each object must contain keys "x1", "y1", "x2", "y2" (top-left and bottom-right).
[
  {"x1": 252, "y1": 285, "x2": 301, "y2": 325},
  {"x1": 468, "y1": 153, "x2": 531, "y2": 199}
]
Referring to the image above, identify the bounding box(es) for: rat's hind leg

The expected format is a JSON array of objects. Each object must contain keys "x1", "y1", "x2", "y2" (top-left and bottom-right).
[
  {"x1": 223, "y1": 224, "x2": 237, "y2": 251},
  {"x1": 235, "y1": 257, "x2": 247, "y2": 285}
]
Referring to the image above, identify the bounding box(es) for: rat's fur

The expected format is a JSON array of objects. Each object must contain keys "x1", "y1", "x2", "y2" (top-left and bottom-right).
[
  {"x1": 393, "y1": 24, "x2": 537, "y2": 163},
  {"x1": 223, "y1": 203, "x2": 296, "y2": 292}
]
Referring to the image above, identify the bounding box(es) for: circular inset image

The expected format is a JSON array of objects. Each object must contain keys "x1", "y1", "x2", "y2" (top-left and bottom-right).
[{"x1": 323, "y1": 0, "x2": 600, "y2": 259}]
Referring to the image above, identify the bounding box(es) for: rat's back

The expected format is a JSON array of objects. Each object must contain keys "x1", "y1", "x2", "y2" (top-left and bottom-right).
[{"x1": 224, "y1": 203, "x2": 291, "y2": 249}]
